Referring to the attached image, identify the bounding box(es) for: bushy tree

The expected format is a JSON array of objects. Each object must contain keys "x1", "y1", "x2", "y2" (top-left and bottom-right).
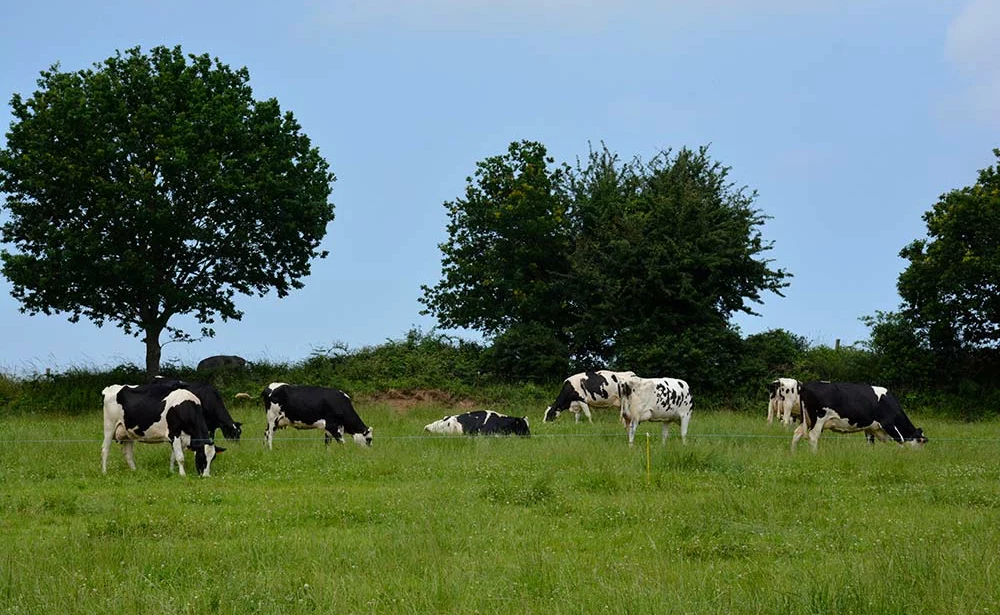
[
  {"x1": 568, "y1": 145, "x2": 790, "y2": 378},
  {"x1": 861, "y1": 310, "x2": 934, "y2": 390},
  {"x1": 898, "y1": 149, "x2": 1000, "y2": 356},
  {"x1": 0, "y1": 46, "x2": 335, "y2": 377},
  {"x1": 419, "y1": 141, "x2": 573, "y2": 338},
  {"x1": 422, "y1": 141, "x2": 790, "y2": 386},
  {"x1": 480, "y1": 322, "x2": 570, "y2": 383},
  {"x1": 733, "y1": 328, "x2": 809, "y2": 393}
]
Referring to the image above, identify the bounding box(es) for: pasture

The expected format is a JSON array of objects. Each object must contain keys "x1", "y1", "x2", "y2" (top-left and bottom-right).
[{"x1": 1, "y1": 399, "x2": 999, "y2": 614}]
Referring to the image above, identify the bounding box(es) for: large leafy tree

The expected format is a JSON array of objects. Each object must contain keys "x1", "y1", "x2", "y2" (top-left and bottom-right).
[
  {"x1": 568, "y1": 145, "x2": 789, "y2": 381},
  {"x1": 0, "y1": 46, "x2": 335, "y2": 377},
  {"x1": 423, "y1": 141, "x2": 790, "y2": 383},
  {"x1": 419, "y1": 141, "x2": 573, "y2": 338},
  {"x1": 898, "y1": 149, "x2": 1000, "y2": 358}
]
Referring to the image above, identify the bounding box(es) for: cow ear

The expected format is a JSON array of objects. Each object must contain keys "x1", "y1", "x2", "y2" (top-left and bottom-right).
[
  {"x1": 234, "y1": 422, "x2": 243, "y2": 428},
  {"x1": 215, "y1": 446, "x2": 226, "y2": 454}
]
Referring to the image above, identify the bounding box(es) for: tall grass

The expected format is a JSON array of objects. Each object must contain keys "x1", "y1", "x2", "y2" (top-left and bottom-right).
[{"x1": 1, "y1": 401, "x2": 998, "y2": 614}]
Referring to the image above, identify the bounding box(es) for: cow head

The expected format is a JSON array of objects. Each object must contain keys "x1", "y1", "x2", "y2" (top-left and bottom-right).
[
  {"x1": 543, "y1": 406, "x2": 560, "y2": 422},
  {"x1": 353, "y1": 427, "x2": 373, "y2": 447},
  {"x1": 192, "y1": 442, "x2": 225, "y2": 477},
  {"x1": 902, "y1": 428, "x2": 928, "y2": 449}
]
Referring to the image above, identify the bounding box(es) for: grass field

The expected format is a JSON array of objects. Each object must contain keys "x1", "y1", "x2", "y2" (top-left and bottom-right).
[{"x1": 1, "y1": 398, "x2": 999, "y2": 614}]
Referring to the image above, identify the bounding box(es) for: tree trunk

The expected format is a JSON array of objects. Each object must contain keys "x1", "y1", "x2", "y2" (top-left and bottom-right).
[{"x1": 143, "y1": 327, "x2": 163, "y2": 381}]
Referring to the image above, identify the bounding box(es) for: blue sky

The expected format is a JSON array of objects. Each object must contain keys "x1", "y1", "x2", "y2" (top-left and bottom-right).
[{"x1": 1, "y1": 0, "x2": 998, "y2": 374}]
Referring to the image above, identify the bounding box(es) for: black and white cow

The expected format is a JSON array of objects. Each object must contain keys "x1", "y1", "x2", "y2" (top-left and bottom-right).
[
  {"x1": 766, "y1": 377, "x2": 801, "y2": 426},
  {"x1": 791, "y1": 381, "x2": 928, "y2": 452},
  {"x1": 424, "y1": 410, "x2": 530, "y2": 437},
  {"x1": 154, "y1": 378, "x2": 242, "y2": 442},
  {"x1": 619, "y1": 376, "x2": 693, "y2": 446},
  {"x1": 543, "y1": 370, "x2": 636, "y2": 423},
  {"x1": 101, "y1": 384, "x2": 225, "y2": 476},
  {"x1": 262, "y1": 383, "x2": 373, "y2": 449}
]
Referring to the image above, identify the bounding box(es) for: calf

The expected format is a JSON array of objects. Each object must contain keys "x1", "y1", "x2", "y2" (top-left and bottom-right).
[
  {"x1": 262, "y1": 383, "x2": 373, "y2": 449},
  {"x1": 619, "y1": 376, "x2": 693, "y2": 446},
  {"x1": 543, "y1": 370, "x2": 636, "y2": 423},
  {"x1": 766, "y1": 377, "x2": 800, "y2": 426},
  {"x1": 101, "y1": 384, "x2": 224, "y2": 476},
  {"x1": 791, "y1": 381, "x2": 928, "y2": 452},
  {"x1": 424, "y1": 410, "x2": 530, "y2": 436}
]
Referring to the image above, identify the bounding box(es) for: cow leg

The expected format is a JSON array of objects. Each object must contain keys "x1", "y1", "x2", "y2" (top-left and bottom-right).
[
  {"x1": 172, "y1": 439, "x2": 187, "y2": 477},
  {"x1": 265, "y1": 418, "x2": 280, "y2": 450},
  {"x1": 122, "y1": 441, "x2": 137, "y2": 470},
  {"x1": 806, "y1": 416, "x2": 828, "y2": 453},
  {"x1": 679, "y1": 413, "x2": 690, "y2": 445},
  {"x1": 790, "y1": 423, "x2": 806, "y2": 452},
  {"x1": 627, "y1": 420, "x2": 638, "y2": 446},
  {"x1": 767, "y1": 398, "x2": 776, "y2": 425},
  {"x1": 101, "y1": 430, "x2": 114, "y2": 474},
  {"x1": 325, "y1": 425, "x2": 345, "y2": 446},
  {"x1": 581, "y1": 403, "x2": 593, "y2": 424},
  {"x1": 264, "y1": 408, "x2": 283, "y2": 450},
  {"x1": 661, "y1": 422, "x2": 670, "y2": 444}
]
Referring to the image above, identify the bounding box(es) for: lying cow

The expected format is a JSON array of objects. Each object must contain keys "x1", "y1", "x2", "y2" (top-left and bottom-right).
[
  {"x1": 619, "y1": 376, "x2": 693, "y2": 446},
  {"x1": 101, "y1": 384, "x2": 225, "y2": 476},
  {"x1": 424, "y1": 410, "x2": 530, "y2": 436},
  {"x1": 262, "y1": 383, "x2": 373, "y2": 448},
  {"x1": 791, "y1": 381, "x2": 928, "y2": 452},
  {"x1": 154, "y1": 378, "x2": 242, "y2": 442},
  {"x1": 543, "y1": 370, "x2": 636, "y2": 423},
  {"x1": 766, "y1": 377, "x2": 800, "y2": 426}
]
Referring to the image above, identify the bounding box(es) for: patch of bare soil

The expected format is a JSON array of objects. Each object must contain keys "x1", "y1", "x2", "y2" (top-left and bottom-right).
[{"x1": 363, "y1": 389, "x2": 477, "y2": 414}]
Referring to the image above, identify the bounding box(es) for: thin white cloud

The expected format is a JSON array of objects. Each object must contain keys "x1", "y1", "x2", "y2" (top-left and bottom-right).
[{"x1": 946, "y1": 0, "x2": 1000, "y2": 127}]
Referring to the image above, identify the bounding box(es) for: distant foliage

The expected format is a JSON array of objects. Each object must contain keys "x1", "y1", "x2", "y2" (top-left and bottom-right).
[
  {"x1": 299, "y1": 328, "x2": 485, "y2": 394},
  {"x1": 793, "y1": 344, "x2": 876, "y2": 384},
  {"x1": 0, "y1": 325, "x2": 996, "y2": 420},
  {"x1": 481, "y1": 323, "x2": 569, "y2": 383}
]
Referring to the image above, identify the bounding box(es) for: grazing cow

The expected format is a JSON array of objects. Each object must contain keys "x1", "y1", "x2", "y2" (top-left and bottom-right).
[
  {"x1": 154, "y1": 378, "x2": 242, "y2": 442},
  {"x1": 767, "y1": 378, "x2": 801, "y2": 426},
  {"x1": 101, "y1": 384, "x2": 225, "y2": 476},
  {"x1": 424, "y1": 410, "x2": 530, "y2": 436},
  {"x1": 543, "y1": 370, "x2": 637, "y2": 423},
  {"x1": 197, "y1": 355, "x2": 247, "y2": 372},
  {"x1": 262, "y1": 383, "x2": 373, "y2": 449},
  {"x1": 791, "y1": 381, "x2": 928, "y2": 453},
  {"x1": 619, "y1": 376, "x2": 693, "y2": 446}
]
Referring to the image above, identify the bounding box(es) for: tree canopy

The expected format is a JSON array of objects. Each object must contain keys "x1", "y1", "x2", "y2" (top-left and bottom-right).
[
  {"x1": 421, "y1": 141, "x2": 789, "y2": 381},
  {"x1": 898, "y1": 149, "x2": 1000, "y2": 355},
  {"x1": 0, "y1": 45, "x2": 335, "y2": 377}
]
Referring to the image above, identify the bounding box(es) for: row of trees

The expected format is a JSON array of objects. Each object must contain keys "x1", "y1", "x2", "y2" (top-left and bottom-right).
[
  {"x1": 1, "y1": 45, "x2": 999, "y2": 411},
  {"x1": 421, "y1": 142, "x2": 1000, "y2": 401}
]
